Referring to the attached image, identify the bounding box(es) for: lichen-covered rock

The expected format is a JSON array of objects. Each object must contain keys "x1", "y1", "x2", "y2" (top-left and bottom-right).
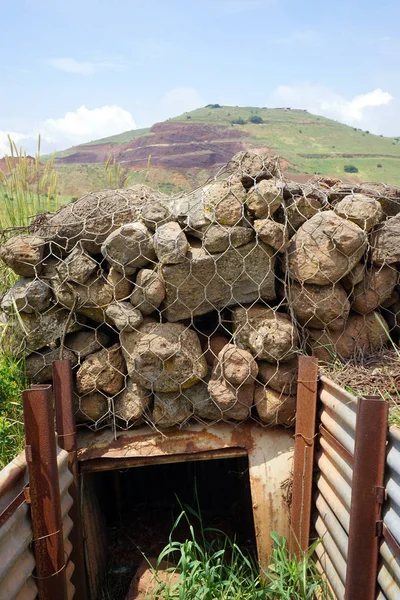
[
  {"x1": 232, "y1": 306, "x2": 298, "y2": 362},
  {"x1": 254, "y1": 219, "x2": 289, "y2": 252},
  {"x1": 208, "y1": 373, "x2": 254, "y2": 420},
  {"x1": 130, "y1": 269, "x2": 165, "y2": 315},
  {"x1": 105, "y1": 302, "x2": 143, "y2": 331},
  {"x1": 33, "y1": 185, "x2": 165, "y2": 254},
  {"x1": 114, "y1": 379, "x2": 151, "y2": 423},
  {"x1": 246, "y1": 180, "x2": 282, "y2": 218},
  {"x1": 1, "y1": 277, "x2": 52, "y2": 314},
  {"x1": 161, "y1": 241, "x2": 276, "y2": 321},
  {"x1": 307, "y1": 311, "x2": 389, "y2": 361},
  {"x1": 370, "y1": 214, "x2": 400, "y2": 266},
  {"x1": 120, "y1": 322, "x2": 208, "y2": 392},
  {"x1": 287, "y1": 211, "x2": 368, "y2": 284},
  {"x1": 0, "y1": 235, "x2": 45, "y2": 276},
  {"x1": 254, "y1": 385, "x2": 296, "y2": 426},
  {"x1": 352, "y1": 266, "x2": 398, "y2": 315},
  {"x1": 76, "y1": 344, "x2": 126, "y2": 395},
  {"x1": 1, "y1": 306, "x2": 83, "y2": 355},
  {"x1": 152, "y1": 391, "x2": 192, "y2": 427},
  {"x1": 258, "y1": 358, "x2": 298, "y2": 395},
  {"x1": 101, "y1": 222, "x2": 156, "y2": 275},
  {"x1": 334, "y1": 194, "x2": 383, "y2": 231},
  {"x1": 75, "y1": 392, "x2": 109, "y2": 423},
  {"x1": 203, "y1": 181, "x2": 247, "y2": 226},
  {"x1": 107, "y1": 267, "x2": 135, "y2": 301},
  {"x1": 228, "y1": 151, "x2": 279, "y2": 188},
  {"x1": 289, "y1": 282, "x2": 350, "y2": 330},
  {"x1": 218, "y1": 343, "x2": 258, "y2": 386},
  {"x1": 202, "y1": 225, "x2": 253, "y2": 253},
  {"x1": 53, "y1": 272, "x2": 114, "y2": 322},
  {"x1": 26, "y1": 347, "x2": 78, "y2": 383},
  {"x1": 64, "y1": 329, "x2": 110, "y2": 360},
  {"x1": 56, "y1": 246, "x2": 98, "y2": 284},
  {"x1": 153, "y1": 222, "x2": 189, "y2": 264}
]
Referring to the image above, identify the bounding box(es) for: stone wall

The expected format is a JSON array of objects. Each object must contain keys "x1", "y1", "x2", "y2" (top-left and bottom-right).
[{"x1": 1, "y1": 151, "x2": 400, "y2": 432}]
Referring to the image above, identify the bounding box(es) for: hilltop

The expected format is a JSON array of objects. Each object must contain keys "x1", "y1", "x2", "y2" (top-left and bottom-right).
[{"x1": 52, "y1": 105, "x2": 400, "y2": 197}]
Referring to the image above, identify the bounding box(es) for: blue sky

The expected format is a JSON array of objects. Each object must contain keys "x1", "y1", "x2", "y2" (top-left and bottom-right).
[{"x1": 0, "y1": 0, "x2": 399, "y2": 154}]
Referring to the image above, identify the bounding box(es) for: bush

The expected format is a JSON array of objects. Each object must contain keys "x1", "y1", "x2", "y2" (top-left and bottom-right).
[
  {"x1": 377, "y1": 164, "x2": 383, "y2": 168},
  {"x1": 344, "y1": 165, "x2": 359, "y2": 173},
  {"x1": 249, "y1": 115, "x2": 263, "y2": 124},
  {"x1": 231, "y1": 117, "x2": 246, "y2": 125},
  {"x1": 205, "y1": 104, "x2": 221, "y2": 109},
  {"x1": 186, "y1": 115, "x2": 191, "y2": 119}
]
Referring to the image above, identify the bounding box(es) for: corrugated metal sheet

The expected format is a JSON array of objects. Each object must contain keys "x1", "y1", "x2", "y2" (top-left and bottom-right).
[
  {"x1": 0, "y1": 447, "x2": 75, "y2": 600},
  {"x1": 377, "y1": 425, "x2": 400, "y2": 600},
  {"x1": 314, "y1": 377, "x2": 357, "y2": 600}
]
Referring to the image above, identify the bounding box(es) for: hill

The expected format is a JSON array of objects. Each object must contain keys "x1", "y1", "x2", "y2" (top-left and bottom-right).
[{"x1": 52, "y1": 105, "x2": 400, "y2": 197}]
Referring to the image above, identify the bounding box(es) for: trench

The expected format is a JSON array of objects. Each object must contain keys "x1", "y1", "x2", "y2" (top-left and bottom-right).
[{"x1": 83, "y1": 456, "x2": 257, "y2": 600}]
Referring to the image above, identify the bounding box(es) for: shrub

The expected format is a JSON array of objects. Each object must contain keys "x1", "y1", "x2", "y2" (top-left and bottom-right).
[
  {"x1": 366, "y1": 130, "x2": 370, "y2": 134},
  {"x1": 231, "y1": 117, "x2": 246, "y2": 125},
  {"x1": 186, "y1": 115, "x2": 191, "y2": 119},
  {"x1": 249, "y1": 115, "x2": 263, "y2": 124},
  {"x1": 205, "y1": 104, "x2": 221, "y2": 109},
  {"x1": 344, "y1": 165, "x2": 359, "y2": 173},
  {"x1": 377, "y1": 164, "x2": 383, "y2": 168}
]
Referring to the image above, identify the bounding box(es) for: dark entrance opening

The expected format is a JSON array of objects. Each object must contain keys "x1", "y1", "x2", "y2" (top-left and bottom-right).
[{"x1": 83, "y1": 456, "x2": 257, "y2": 599}]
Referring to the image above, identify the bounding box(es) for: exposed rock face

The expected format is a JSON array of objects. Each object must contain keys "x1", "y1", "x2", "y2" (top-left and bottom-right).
[
  {"x1": 120, "y1": 322, "x2": 208, "y2": 392},
  {"x1": 289, "y1": 282, "x2": 350, "y2": 330},
  {"x1": 26, "y1": 347, "x2": 78, "y2": 383},
  {"x1": 0, "y1": 235, "x2": 45, "y2": 276},
  {"x1": 287, "y1": 211, "x2": 368, "y2": 284},
  {"x1": 258, "y1": 358, "x2": 298, "y2": 395},
  {"x1": 153, "y1": 222, "x2": 189, "y2": 264},
  {"x1": 161, "y1": 241, "x2": 276, "y2": 321},
  {"x1": 105, "y1": 302, "x2": 143, "y2": 331},
  {"x1": 1, "y1": 277, "x2": 52, "y2": 314},
  {"x1": 334, "y1": 194, "x2": 383, "y2": 231},
  {"x1": 101, "y1": 222, "x2": 156, "y2": 274},
  {"x1": 254, "y1": 385, "x2": 296, "y2": 426},
  {"x1": 33, "y1": 185, "x2": 165, "y2": 253},
  {"x1": 64, "y1": 329, "x2": 110, "y2": 360},
  {"x1": 76, "y1": 344, "x2": 126, "y2": 395},
  {"x1": 114, "y1": 379, "x2": 151, "y2": 424},
  {"x1": 370, "y1": 214, "x2": 400, "y2": 266},
  {"x1": 203, "y1": 181, "x2": 247, "y2": 225},
  {"x1": 351, "y1": 266, "x2": 398, "y2": 315},
  {"x1": 130, "y1": 269, "x2": 165, "y2": 315},
  {"x1": 56, "y1": 246, "x2": 98, "y2": 284},
  {"x1": 233, "y1": 306, "x2": 298, "y2": 362},
  {"x1": 153, "y1": 391, "x2": 192, "y2": 427},
  {"x1": 202, "y1": 225, "x2": 253, "y2": 253},
  {"x1": 246, "y1": 180, "x2": 282, "y2": 219},
  {"x1": 254, "y1": 219, "x2": 289, "y2": 252}
]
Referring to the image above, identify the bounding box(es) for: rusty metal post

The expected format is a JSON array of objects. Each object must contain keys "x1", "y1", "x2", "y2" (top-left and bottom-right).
[
  {"x1": 53, "y1": 360, "x2": 88, "y2": 600},
  {"x1": 290, "y1": 356, "x2": 319, "y2": 555},
  {"x1": 344, "y1": 397, "x2": 388, "y2": 600},
  {"x1": 23, "y1": 385, "x2": 68, "y2": 600}
]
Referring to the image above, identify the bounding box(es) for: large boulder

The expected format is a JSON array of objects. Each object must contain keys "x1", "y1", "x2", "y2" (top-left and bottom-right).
[
  {"x1": 352, "y1": 266, "x2": 398, "y2": 314},
  {"x1": 334, "y1": 194, "x2": 383, "y2": 231},
  {"x1": 254, "y1": 219, "x2": 289, "y2": 252},
  {"x1": 32, "y1": 185, "x2": 166, "y2": 254},
  {"x1": 258, "y1": 358, "x2": 298, "y2": 395},
  {"x1": 153, "y1": 222, "x2": 189, "y2": 264},
  {"x1": 254, "y1": 385, "x2": 296, "y2": 426},
  {"x1": 245, "y1": 180, "x2": 282, "y2": 219},
  {"x1": 307, "y1": 312, "x2": 389, "y2": 361},
  {"x1": 232, "y1": 306, "x2": 298, "y2": 362},
  {"x1": 202, "y1": 225, "x2": 253, "y2": 253},
  {"x1": 203, "y1": 180, "x2": 247, "y2": 226},
  {"x1": 101, "y1": 222, "x2": 155, "y2": 275},
  {"x1": 160, "y1": 241, "x2": 276, "y2": 322},
  {"x1": 289, "y1": 282, "x2": 350, "y2": 330},
  {"x1": 76, "y1": 344, "x2": 126, "y2": 395},
  {"x1": 287, "y1": 211, "x2": 368, "y2": 284},
  {"x1": 130, "y1": 269, "x2": 165, "y2": 315},
  {"x1": 284, "y1": 194, "x2": 324, "y2": 233},
  {"x1": 1, "y1": 277, "x2": 52, "y2": 314},
  {"x1": 184, "y1": 379, "x2": 222, "y2": 421},
  {"x1": 75, "y1": 392, "x2": 109, "y2": 424},
  {"x1": 0, "y1": 235, "x2": 45, "y2": 276},
  {"x1": 107, "y1": 267, "x2": 135, "y2": 301},
  {"x1": 26, "y1": 347, "x2": 78, "y2": 383},
  {"x1": 52, "y1": 272, "x2": 114, "y2": 322},
  {"x1": 56, "y1": 246, "x2": 98, "y2": 284},
  {"x1": 208, "y1": 373, "x2": 254, "y2": 421},
  {"x1": 228, "y1": 151, "x2": 279, "y2": 188},
  {"x1": 152, "y1": 391, "x2": 192, "y2": 427},
  {"x1": 370, "y1": 214, "x2": 400, "y2": 266},
  {"x1": 218, "y1": 343, "x2": 258, "y2": 386},
  {"x1": 204, "y1": 335, "x2": 230, "y2": 366},
  {"x1": 113, "y1": 379, "x2": 151, "y2": 424},
  {"x1": 120, "y1": 321, "x2": 208, "y2": 392}
]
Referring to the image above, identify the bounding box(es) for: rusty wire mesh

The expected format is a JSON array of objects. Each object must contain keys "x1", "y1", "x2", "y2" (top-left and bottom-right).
[{"x1": 0, "y1": 151, "x2": 399, "y2": 434}]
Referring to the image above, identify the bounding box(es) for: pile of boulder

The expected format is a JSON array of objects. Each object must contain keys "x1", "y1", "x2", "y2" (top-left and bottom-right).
[{"x1": 1, "y1": 151, "x2": 399, "y2": 430}]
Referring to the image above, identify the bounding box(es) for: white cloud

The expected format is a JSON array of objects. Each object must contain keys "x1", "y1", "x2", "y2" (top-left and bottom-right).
[
  {"x1": 157, "y1": 87, "x2": 206, "y2": 122},
  {"x1": 0, "y1": 131, "x2": 35, "y2": 156},
  {"x1": 269, "y1": 83, "x2": 396, "y2": 134},
  {"x1": 41, "y1": 105, "x2": 137, "y2": 145},
  {"x1": 47, "y1": 57, "x2": 126, "y2": 75}
]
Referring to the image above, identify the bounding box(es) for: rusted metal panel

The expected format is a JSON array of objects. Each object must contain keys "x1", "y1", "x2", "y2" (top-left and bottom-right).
[
  {"x1": 345, "y1": 397, "x2": 388, "y2": 600},
  {"x1": 289, "y1": 356, "x2": 319, "y2": 554},
  {"x1": 377, "y1": 425, "x2": 400, "y2": 600}
]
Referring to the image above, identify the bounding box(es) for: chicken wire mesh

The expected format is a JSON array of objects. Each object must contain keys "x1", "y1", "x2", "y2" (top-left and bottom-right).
[{"x1": 1, "y1": 150, "x2": 400, "y2": 434}]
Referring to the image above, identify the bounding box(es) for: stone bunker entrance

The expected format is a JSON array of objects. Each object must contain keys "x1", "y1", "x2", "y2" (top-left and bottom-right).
[{"x1": 78, "y1": 421, "x2": 293, "y2": 598}]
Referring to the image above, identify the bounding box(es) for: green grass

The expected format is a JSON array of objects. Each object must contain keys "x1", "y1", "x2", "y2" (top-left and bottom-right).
[{"x1": 0, "y1": 351, "x2": 26, "y2": 468}]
